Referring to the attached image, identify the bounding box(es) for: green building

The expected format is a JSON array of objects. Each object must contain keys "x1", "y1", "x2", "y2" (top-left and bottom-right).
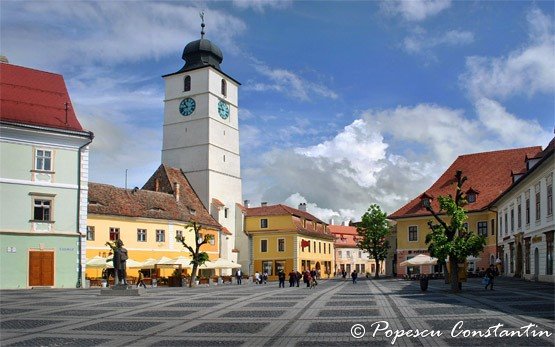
[{"x1": 0, "y1": 60, "x2": 93, "y2": 288}]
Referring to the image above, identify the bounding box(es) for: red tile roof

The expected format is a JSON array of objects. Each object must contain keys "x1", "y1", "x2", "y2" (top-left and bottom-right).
[
  {"x1": 246, "y1": 204, "x2": 334, "y2": 240},
  {"x1": 0, "y1": 62, "x2": 85, "y2": 132},
  {"x1": 329, "y1": 225, "x2": 359, "y2": 248},
  {"x1": 212, "y1": 198, "x2": 225, "y2": 208},
  {"x1": 221, "y1": 227, "x2": 232, "y2": 235},
  {"x1": 246, "y1": 204, "x2": 325, "y2": 224},
  {"x1": 389, "y1": 146, "x2": 542, "y2": 219},
  {"x1": 88, "y1": 165, "x2": 220, "y2": 229}
]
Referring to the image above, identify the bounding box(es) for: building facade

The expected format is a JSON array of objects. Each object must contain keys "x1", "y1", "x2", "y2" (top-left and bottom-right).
[
  {"x1": 329, "y1": 224, "x2": 384, "y2": 276},
  {"x1": 245, "y1": 203, "x2": 334, "y2": 280},
  {"x1": 0, "y1": 62, "x2": 93, "y2": 288},
  {"x1": 389, "y1": 147, "x2": 542, "y2": 278},
  {"x1": 493, "y1": 139, "x2": 554, "y2": 282},
  {"x1": 160, "y1": 30, "x2": 243, "y2": 273},
  {"x1": 86, "y1": 165, "x2": 222, "y2": 278}
]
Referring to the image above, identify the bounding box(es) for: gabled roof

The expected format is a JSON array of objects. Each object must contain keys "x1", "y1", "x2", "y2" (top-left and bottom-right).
[
  {"x1": 389, "y1": 146, "x2": 542, "y2": 219},
  {"x1": 329, "y1": 225, "x2": 359, "y2": 247},
  {"x1": 246, "y1": 204, "x2": 325, "y2": 224},
  {"x1": 246, "y1": 204, "x2": 333, "y2": 240},
  {"x1": 88, "y1": 164, "x2": 220, "y2": 229},
  {"x1": 0, "y1": 62, "x2": 85, "y2": 132}
]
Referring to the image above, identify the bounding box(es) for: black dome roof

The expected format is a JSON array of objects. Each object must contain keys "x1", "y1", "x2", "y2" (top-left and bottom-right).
[{"x1": 182, "y1": 38, "x2": 223, "y2": 70}]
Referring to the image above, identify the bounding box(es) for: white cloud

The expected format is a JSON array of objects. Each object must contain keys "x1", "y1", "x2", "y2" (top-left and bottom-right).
[
  {"x1": 403, "y1": 29, "x2": 474, "y2": 55},
  {"x1": 244, "y1": 59, "x2": 338, "y2": 101},
  {"x1": 1, "y1": 2, "x2": 246, "y2": 69},
  {"x1": 232, "y1": 0, "x2": 292, "y2": 12},
  {"x1": 461, "y1": 7, "x2": 555, "y2": 100},
  {"x1": 381, "y1": 0, "x2": 451, "y2": 22},
  {"x1": 249, "y1": 102, "x2": 551, "y2": 221}
]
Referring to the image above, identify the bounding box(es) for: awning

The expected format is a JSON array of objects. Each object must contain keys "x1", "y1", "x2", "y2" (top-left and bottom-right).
[
  {"x1": 400, "y1": 254, "x2": 438, "y2": 266},
  {"x1": 212, "y1": 258, "x2": 241, "y2": 269}
]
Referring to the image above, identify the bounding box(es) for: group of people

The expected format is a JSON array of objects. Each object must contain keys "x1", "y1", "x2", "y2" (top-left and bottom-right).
[
  {"x1": 242, "y1": 269, "x2": 322, "y2": 288},
  {"x1": 339, "y1": 269, "x2": 359, "y2": 283}
]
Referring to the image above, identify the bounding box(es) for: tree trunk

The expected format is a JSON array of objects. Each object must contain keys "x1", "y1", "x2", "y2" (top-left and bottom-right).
[
  {"x1": 449, "y1": 257, "x2": 460, "y2": 293},
  {"x1": 189, "y1": 264, "x2": 198, "y2": 288},
  {"x1": 374, "y1": 256, "x2": 380, "y2": 279}
]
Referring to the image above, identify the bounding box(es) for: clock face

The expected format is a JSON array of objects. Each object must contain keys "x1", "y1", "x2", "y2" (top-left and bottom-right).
[
  {"x1": 218, "y1": 100, "x2": 230, "y2": 119},
  {"x1": 179, "y1": 98, "x2": 196, "y2": 116}
]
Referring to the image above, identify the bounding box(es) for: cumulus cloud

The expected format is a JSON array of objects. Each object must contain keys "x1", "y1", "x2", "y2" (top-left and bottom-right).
[
  {"x1": 461, "y1": 7, "x2": 555, "y2": 100},
  {"x1": 232, "y1": 0, "x2": 292, "y2": 12},
  {"x1": 250, "y1": 102, "x2": 552, "y2": 221},
  {"x1": 244, "y1": 59, "x2": 338, "y2": 101},
  {"x1": 403, "y1": 28, "x2": 474, "y2": 56},
  {"x1": 381, "y1": 0, "x2": 452, "y2": 22}
]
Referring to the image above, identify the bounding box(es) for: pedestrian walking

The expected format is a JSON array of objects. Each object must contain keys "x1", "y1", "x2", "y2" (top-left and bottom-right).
[
  {"x1": 295, "y1": 271, "x2": 301, "y2": 287},
  {"x1": 351, "y1": 270, "x2": 358, "y2": 284},
  {"x1": 255, "y1": 271, "x2": 261, "y2": 284},
  {"x1": 288, "y1": 271, "x2": 296, "y2": 287},
  {"x1": 310, "y1": 269, "x2": 318, "y2": 286},
  {"x1": 137, "y1": 271, "x2": 147, "y2": 289},
  {"x1": 236, "y1": 269, "x2": 242, "y2": 285},
  {"x1": 263, "y1": 271, "x2": 268, "y2": 284},
  {"x1": 485, "y1": 264, "x2": 496, "y2": 290},
  {"x1": 278, "y1": 270, "x2": 286, "y2": 288},
  {"x1": 303, "y1": 271, "x2": 311, "y2": 288}
]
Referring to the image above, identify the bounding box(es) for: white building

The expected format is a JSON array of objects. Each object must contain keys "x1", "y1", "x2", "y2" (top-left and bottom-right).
[
  {"x1": 160, "y1": 28, "x2": 245, "y2": 273},
  {"x1": 493, "y1": 138, "x2": 554, "y2": 283}
]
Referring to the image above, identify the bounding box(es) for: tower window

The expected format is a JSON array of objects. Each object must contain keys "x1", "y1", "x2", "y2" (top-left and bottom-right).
[
  {"x1": 221, "y1": 79, "x2": 227, "y2": 97},
  {"x1": 184, "y1": 75, "x2": 191, "y2": 92},
  {"x1": 223, "y1": 155, "x2": 226, "y2": 162}
]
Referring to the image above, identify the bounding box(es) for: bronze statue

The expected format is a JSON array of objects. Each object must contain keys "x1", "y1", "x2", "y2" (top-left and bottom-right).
[{"x1": 106, "y1": 239, "x2": 128, "y2": 285}]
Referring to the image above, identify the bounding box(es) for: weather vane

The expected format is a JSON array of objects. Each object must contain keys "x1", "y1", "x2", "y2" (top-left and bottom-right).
[{"x1": 200, "y1": 11, "x2": 205, "y2": 39}]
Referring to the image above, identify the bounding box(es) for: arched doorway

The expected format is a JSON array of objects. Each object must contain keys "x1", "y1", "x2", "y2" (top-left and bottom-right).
[
  {"x1": 534, "y1": 248, "x2": 539, "y2": 281},
  {"x1": 315, "y1": 262, "x2": 321, "y2": 271}
]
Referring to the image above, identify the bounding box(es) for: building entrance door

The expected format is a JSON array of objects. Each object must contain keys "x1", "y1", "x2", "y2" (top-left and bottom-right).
[
  {"x1": 29, "y1": 251, "x2": 54, "y2": 286},
  {"x1": 516, "y1": 243, "x2": 523, "y2": 277}
]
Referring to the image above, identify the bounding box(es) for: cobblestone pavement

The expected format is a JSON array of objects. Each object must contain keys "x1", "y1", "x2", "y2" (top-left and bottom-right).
[{"x1": 1, "y1": 277, "x2": 553, "y2": 346}]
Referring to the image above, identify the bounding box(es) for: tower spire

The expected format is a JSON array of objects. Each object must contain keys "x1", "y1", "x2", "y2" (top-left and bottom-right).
[{"x1": 200, "y1": 11, "x2": 205, "y2": 39}]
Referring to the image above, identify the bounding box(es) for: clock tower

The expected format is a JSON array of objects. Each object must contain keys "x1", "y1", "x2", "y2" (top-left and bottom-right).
[{"x1": 161, "y1": 22, "x2": 244, "y2": 271}]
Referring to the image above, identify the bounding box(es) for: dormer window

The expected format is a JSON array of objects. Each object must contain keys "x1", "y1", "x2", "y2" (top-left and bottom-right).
[
  {"x1": 420, "y1": 193, "x2": 433, "y2": 209},
  {"x1": 188, "y1": 207, "x2": 196, "y2": 215},
  {"x1": 184, "y1": 75, "x2": 191, "y2": 92},
  {"x1": 465, "y1": 187, "x2": 479, "y2": 204},
  {"x1": 221, "y1": 79, "x2": 227, "y2": 97}
]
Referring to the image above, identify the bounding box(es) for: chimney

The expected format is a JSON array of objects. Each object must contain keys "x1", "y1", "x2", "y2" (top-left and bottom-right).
[
  {"x1": 261, "y1": 202, "x2": 267, "y2": 207},
  {"x1": 298, "y1": 203, "x2": 307, "y2": 211},
  {"x1": 173, "y1": 182, "x2": 180, "y2": 202},
  {"x1": 155, "y1": 178, "x2": 160, "y2": 192},
  {"x1": 244, "y1": 200, "x2": 250, "y2": 208},
  {"x1": 329, "y1": 218, "x2": 335, "y2": 225},
  {"x1": 342, "y1": 220, "x2": 349, "y2": 226}
]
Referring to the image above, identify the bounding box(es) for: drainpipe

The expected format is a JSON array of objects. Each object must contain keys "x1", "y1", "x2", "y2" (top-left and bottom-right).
[{"x1": 76, "y1": 132, "x2": 94, "y2": 288}]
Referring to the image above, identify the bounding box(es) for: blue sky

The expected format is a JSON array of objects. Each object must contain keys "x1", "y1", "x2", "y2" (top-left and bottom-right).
[{"x1": 2, "y1": 0, "x2": 554, "y2": 222}]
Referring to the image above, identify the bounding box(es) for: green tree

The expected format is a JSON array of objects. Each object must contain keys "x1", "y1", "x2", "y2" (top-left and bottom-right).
[
  {"x1": 424, "y1": 170, "x2": 486, "y2": 292},
  {"x1": 175, "y1": 222, "x2": 214, "y2": 288},
  {"x1": 356, "y1": 204, "x2": 390, "y2": 278}
]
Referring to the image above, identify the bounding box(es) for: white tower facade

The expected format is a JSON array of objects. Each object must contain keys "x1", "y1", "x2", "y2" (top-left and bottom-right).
[{"x1": 161, "y1": 35, "x2": 243, "y2": 270}]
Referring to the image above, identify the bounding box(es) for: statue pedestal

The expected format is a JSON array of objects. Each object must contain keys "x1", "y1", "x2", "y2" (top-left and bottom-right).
[{"x1": 100, "y1": 284, "x2": 145, "y2": 296}]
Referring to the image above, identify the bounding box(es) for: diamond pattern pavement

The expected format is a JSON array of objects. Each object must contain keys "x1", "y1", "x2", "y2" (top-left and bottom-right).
[{"x1": 0, "y1": 277, "x2": 553, "y2": 346}]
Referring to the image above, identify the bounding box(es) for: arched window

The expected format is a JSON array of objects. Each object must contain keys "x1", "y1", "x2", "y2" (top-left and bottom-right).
[
  {"x1": 221, "y1": 79, "x2": 227, "y2": 96},
  {"x1": 184, "y1": 75, "x2": 191, "y2": 92}
]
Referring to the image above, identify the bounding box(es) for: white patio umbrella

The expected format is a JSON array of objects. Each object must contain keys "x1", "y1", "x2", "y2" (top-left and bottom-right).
[
  {"x1": 139, "y1": 256, "x2": 172, "y2": 268},
  {"x1": 198, "y1": 260, "x2": 217, "y2": 269},
  {"x1": 86, "y1": 256, "x2": 111, "y2": 268},
  {"x1": 212, "y1": 258, "x2": 241, "y2": 269},
  {"x1": 400, "y1": 254, "x2": 438, "y2": 266},
  {"x1": 158, "y1": 256, "x2": 194, "y2": 268}
]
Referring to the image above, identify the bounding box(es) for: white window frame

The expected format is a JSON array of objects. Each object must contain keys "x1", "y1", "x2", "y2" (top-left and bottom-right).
[
  {"x1": 277, "y1": 238, "x2": 285, "y2": 252},
  {"x1": 86, "y1": 226, "x2": 95, "y2": 241},
  {"x1": 34, "y1": 148, "x2": 53, "y2": 172},
  {"x1": 156, "y1": 229, "x2": 165, "y2": 242},
  {"x1": 137, "y1": 228, "x2": 147, "y2": 242}
]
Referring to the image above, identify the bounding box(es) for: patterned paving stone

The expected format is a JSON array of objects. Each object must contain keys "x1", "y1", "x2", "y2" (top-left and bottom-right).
[
  {"x1": 295, "y1": 340, "x2": 389, "y2": 347},
  {"x1": 6, "y1": 337, "x2": 110, "y2": 346},
  {"x1": 221, "y1": 310, "x2": 285, "y2": 318},
  {"x1": 93, "y1": 301, "x2": 148, "y2": 308},
  {"x1": 0, "y1": 308, "x2": 35, "y2": 315},
  {"x1": 414, "y1": 307, "x2": 483, "y2": 315},
  {"x1": 307, "y1": 321, "x2": 360, "y2": 333},
  {"x1": 77, "y1": 321, "x2": 161, "y2": 332},
  {"x1": 326, "y1": 301, "x2": 376, "y2": 307},
  {"x1": 318, "y1": 309, "x2": 380, "y2": 317},
  {"x1": 128, "y1": 310, "x2": 196, "y2": 317},
  {"x1": 254, "y1": 301, "x2": 297, "y2": 307},
  {"x1": 150, "y1": 340, "x2": 245, "y2": 346},
  {"x1": 186, "y1": 322, "x2": 266, "y2": 333},
  {"x1": 509, "y1": 304, "x2": 555, "y2": 312},
  {"x1": 53, "y1": 309, "x2": 111, "y2": 316},
  {"x1": 168, "y1": 302, "x2": 220, "y2": 308},
  {"x1": 1, "y1": 320, "x2": 63, "y2": 329},
  {"x1": 444, "y1": 336, "x2": 552, "y2": 346}
]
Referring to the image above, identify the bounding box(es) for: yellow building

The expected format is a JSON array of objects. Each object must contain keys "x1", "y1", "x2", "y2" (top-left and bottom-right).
[
  {"x1": 86, "y1": 165, "x2": 224, "y2": 279},
  {"x1": 389, "y1": 147, "x2": 541, "y2": 277},
  {"x1": 245, "y1": 203, "x2": 334, "y2": 280}
]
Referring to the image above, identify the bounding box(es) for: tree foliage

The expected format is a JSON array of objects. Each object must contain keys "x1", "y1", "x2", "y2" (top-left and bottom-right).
[
  {"x1": 175, "y1": 222, "x2": 213, "y2": 288},
  {"x1": 424, "y1": 170, "x2": 486, "y2": 292},
  {"x1": 356, "y1": 204, "x2": 390, "y2": 278}
]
